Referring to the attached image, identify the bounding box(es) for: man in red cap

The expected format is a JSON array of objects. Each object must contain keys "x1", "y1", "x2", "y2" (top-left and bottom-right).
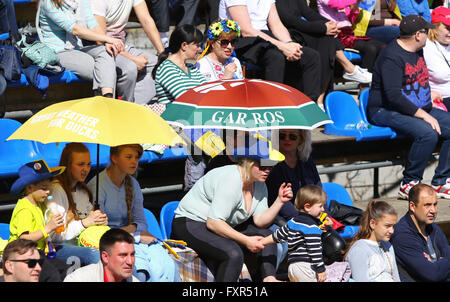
[
  {"x1": 366, "y1": 14, "x2": 450, "y2": 200},
  {"x1": 423, "y1": 6, "x2": 450, "y2": 112}
]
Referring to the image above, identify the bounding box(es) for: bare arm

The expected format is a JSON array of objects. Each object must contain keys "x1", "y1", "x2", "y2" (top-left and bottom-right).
[
  {"x1": 227, "y1": 4, "x2": 302, "y2": 61},
  {"x1": 206, "y1": 218, "x2": 264, "y2": 252},
  {"x1": 134, "y1": 1, "x2": 165, "y2": 55},
  {"x1": 253, "y1": 183, "x2": 293, "y2": 228}
]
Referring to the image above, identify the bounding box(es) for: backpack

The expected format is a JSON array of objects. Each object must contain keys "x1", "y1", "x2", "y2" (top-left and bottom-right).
[{"x1": 16, "y1": 33, "x2": 59, "y2": 69}]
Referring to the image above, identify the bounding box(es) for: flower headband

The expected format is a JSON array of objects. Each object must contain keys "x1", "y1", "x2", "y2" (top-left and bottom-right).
[
  {"x1": 207, "y1": 19, "x2": 241, "y2": 41},
  {"x1": 197, "y1": 19, "x2": 240, "y2": 62}
]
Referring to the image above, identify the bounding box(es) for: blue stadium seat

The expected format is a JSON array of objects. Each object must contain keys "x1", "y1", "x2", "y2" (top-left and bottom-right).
[
  {"x1": 0, "y1": 119, "x2": 40, "y2": 178},
  {"x1": 324, "y1": 91, "x2": 397, "y2": 141},
  {"x1": 322, "y1": 182, "x2": 359, "y2": 239},
  {"x1": 0, "y1": 223, "x2": 10, "y2": 240},
  {"x1": 84, "y1": 143, "x2": 110, "y2": 169},
  {"x1": 147, "y1": 147, "x2": 187, "y2": 163},
  {"x1": 7, "y1": 71, "x2": 88, "y2": 88},
  {"x1": 343, "y1": 49, "x2": 362, "y2": 62},
  {"x1": 143, "y1": 208, "x2": 163, "y2": 239},
  {"x1": 159, "y1": 201, "x2": 180, "y2": 239},
  {"x1": 359, "y1": 88, "x2": 397, "y2": 139},
  {"x1": 33, "y1": 142, "x2": 68, "y2": 167}
]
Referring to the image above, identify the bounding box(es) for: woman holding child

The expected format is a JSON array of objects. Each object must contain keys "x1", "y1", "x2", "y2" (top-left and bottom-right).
[{"x1": 172, "y1": 137, "x2": 293, "y2": 282}]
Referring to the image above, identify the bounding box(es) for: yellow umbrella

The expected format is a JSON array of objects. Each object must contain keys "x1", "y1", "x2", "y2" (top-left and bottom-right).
[
  {"x1": 7, "y1": 96, "x2": 185, "y2": 146},
  {"x1": 7, "y1": 96, "x2": 185, "y2": 208}
]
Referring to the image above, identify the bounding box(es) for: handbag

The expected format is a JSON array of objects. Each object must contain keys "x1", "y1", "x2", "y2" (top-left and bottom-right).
[
  {"x1": 16, "y1": 33, "x2": 60, "y2": 69},
  {"x1": 326, "y1": 199, "x2": 364, "y2": 226}
]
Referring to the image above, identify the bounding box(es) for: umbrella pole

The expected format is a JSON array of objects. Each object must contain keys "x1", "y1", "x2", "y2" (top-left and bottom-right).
[{"x1": 95, "y1": 143, "x2": 100, "y2": 210}]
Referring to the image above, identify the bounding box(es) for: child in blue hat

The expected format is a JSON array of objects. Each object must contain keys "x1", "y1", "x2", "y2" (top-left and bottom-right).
[
  {"x1": 9, "y1": 159, "x2": 65, "y2": 251},
  {"x1": 8, "y1": 159, "x2": 70, "y2": 281}
]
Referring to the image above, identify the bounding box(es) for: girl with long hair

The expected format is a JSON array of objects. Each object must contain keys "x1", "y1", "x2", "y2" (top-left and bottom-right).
[
  {"x1": 345, "y1": 200, "x2": 401, "y2": 281},
  {"x1": 87, "y1": 144, "x2": 180, "y2": 282},
  {"x1": 49, "y1": 142, "x2": 108, "y2": 267}
]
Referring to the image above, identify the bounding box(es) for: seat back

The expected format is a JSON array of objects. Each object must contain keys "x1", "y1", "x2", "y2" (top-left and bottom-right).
[
  {"x1": 325, "y1": 91, "x2": 363, "y2": 129},
  {"x1": 84, "y1": 143, "x2": 110, "y2": 169},
  {"x1": 143, "y1": 208, "x2": 163, "y2": 239},
  {"x1": 0, "y1": 119, "x2": 39, "y2": 177},
  {"x1": 322, "y1": 182, "x2": 354, "y2": 207},
  {"x1": 159, "y1": 201, "x2": 180, "y2": 239},
  {"x1": 0, "y1": 223, "x2": 10, "y2": 240},
  {"x1": 33, "y1": 142, "x2": 68, "y2": 167},
  {"x1": 359, "y1": 88, "x2": 370, "y2": 123}
]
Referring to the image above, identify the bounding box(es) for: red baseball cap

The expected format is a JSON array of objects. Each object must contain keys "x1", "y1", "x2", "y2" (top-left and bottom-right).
[{"x1": 431, "y1": 6, "x2": 450, "y2": 26}]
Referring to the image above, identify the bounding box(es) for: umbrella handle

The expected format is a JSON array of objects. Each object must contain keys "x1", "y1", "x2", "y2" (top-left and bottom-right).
[{"x1": 94, "y1": 143, "x2": 100, "y2": 210}]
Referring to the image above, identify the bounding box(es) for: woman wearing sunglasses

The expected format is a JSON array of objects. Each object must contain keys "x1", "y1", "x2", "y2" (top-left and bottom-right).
[
  {"x1": 266, "y1": 129, "x2": 322, "y2": 222},
  {"x1": 196, "y1": 19, "x2": 244, "y2": 81},
  {"x1": 171, "y1": 137, "x2": 293, "y2": 282}
]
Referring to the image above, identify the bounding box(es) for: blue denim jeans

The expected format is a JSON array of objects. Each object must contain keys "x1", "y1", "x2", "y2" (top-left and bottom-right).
[
  {"x1": 55, "y1": 244, "x2": 100, "y2": 270},
  {"x1": 366, "y1": 26, "x2": 400, "y2": 44},
  {"x1": 370, "y1": 108, "x2": 450, "y2": 185}
]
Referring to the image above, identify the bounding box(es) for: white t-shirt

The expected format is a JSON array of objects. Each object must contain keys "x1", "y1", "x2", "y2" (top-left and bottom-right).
[
  {"x1": 219, "y1": 0, "x2": 275, "y2": 31},
  {"x1": 90, "y1": 0, "x2": 144, "y2": 41},
  {"x1": 195, "y1": 56, "x2": 244, "y2": 82},
  {"x1": 49, "y1": 182, "x2": 93, "y2": 242},
  {"x1": 423, "y1": 39, "x2": 450, "y2": 98}
]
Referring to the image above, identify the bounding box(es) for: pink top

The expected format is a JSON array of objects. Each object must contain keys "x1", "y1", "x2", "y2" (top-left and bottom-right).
[{"x1": 316, "y1": 0, "x2": 357, "y2": 28}]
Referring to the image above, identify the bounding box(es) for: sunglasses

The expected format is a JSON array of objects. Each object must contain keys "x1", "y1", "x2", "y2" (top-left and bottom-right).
[
  {"x1": 8, "y1": 258, "x2": 44, "y2": 268},
  {"x1": 279, "y1": 133, "x2": 299, "y2": 141},
  {"x1": 417, "y1": 29, "x2": 429, "y2": 34},
  {"x1": 217, "y1": 39, "x2": 237, "y2": 48},
  {"x1": 255, "y1": 162, "x2": 273, "y2": 171}
]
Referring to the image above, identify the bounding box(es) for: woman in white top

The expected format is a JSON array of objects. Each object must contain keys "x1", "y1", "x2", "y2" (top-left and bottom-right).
[
  {"x1": 345, "y1": 200, "x2": 401, "y2": 282},
  {"x1": 49, "y1": 143, "x2": 108, "y2": 267},
  {"x1": 195, "y1": 19, "x2": 244, "y2": 81},
  {"x1": 423, "y1": 6, "x2": 450, "y2": 111},
  {"x1": 218, "y1": 0, "x2": 322, "y2": 103}
]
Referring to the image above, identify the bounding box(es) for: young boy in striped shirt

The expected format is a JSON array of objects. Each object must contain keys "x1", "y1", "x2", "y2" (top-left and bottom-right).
[{"x1": 262, "y1": 184, "x2": 330, "y2": 282}]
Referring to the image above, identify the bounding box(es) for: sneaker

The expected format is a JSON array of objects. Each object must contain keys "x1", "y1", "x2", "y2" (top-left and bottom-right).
[
  {"x1": 398, "y1": 180, "x2": 419, "y2": 200},
  {"x1": 343, "y1": 65, "x2": 372, "y2": 84},
  {"x1": 432, "y1": 179, "x2": 450, "y2": 199}
]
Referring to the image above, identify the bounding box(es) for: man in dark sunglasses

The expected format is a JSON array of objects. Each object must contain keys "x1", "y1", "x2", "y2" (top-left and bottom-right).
[{"x1": 1, "y1": 239, "x2": 42, "y2": 282}]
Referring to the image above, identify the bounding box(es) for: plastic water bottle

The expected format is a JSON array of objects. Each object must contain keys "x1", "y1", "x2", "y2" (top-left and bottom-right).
[{"x1": 45, "y1": 196, "x2": 65, "y2": 234}]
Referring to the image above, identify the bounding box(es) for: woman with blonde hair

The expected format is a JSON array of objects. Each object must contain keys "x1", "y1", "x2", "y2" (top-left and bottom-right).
[
  {"x1": 423, "y1": 6, "x2": 450, "y2": 111},
  {"x1": 172, "y1": 137, "x2": 293, "y2": 282},
  {"x1": 49, "y1": 142, "x2": 108, "y2": 266},
  {"x1": 345, "y1": 200, "x2": 400, "y2": 282},
  {"x1": 87, "y1": 144, "x2": 180, "y2": 282},
  {"x1": 266, "y1": 129, "x2": 321, "y2": 221}
]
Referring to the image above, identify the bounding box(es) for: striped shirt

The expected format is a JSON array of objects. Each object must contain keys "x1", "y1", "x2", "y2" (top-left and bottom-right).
[
  {"x1": 155, "y1": 60, "x2": 207, "y2": 104},
  {"x1": 38, "y1": 0, "x2": 98, "y2": 53},
  {"x1": 273, "y1": 212, "x2": 325, "y2": 273}
]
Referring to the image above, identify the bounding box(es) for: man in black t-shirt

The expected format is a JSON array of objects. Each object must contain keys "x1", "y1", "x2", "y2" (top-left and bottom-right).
[{"x1": 367, "y1": 15, "x2": 450, "y2": 201}]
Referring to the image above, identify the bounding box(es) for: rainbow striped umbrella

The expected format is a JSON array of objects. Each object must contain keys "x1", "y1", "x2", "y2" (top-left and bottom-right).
[{"x1": 161, "y1": 79, "x2": 332, "y2": 131}]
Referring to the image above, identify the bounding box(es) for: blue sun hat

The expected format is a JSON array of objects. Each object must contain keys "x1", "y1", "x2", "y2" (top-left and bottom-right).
[
  {"x1": 230, "y1": 133, "x2": 285, "y2": 166},
  {"x1": 10, "y1": 159, "x2": 66, "y2": 195}
]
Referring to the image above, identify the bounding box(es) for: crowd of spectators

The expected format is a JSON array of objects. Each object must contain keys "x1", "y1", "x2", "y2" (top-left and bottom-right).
[{"x1": 0, "y1": 0, "x2": 448, "y2": 283}]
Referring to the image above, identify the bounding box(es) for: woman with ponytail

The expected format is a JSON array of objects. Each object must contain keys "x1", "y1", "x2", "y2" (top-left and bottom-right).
[
  {"x1": 152, "y1": 24, "x2": 207, "y2": 104},
  {"x1": 345, "y1": 200, "x2": 400, "y2": 282},
  {"x1": 49, "y1": 143, "x2": 108, "y2": 266},
  {"x1": 87, "y1": 144, "x2": 180, "y2": 282}
]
